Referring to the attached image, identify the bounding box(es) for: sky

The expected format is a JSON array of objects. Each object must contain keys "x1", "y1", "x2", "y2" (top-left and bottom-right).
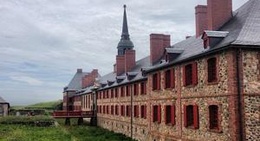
[{"x1": 0, "y1": 0, "x2": 248, "y2": 105}]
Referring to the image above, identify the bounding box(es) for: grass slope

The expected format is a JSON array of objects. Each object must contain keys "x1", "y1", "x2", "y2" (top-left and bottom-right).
[{"x1": 25, "y1": 100, "x2": 62, "y2": 109}]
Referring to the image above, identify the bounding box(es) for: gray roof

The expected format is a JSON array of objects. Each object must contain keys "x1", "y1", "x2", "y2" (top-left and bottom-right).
[
  {"x1": 65, "y1": 71, "x2": 89, "y2": 91},
  {"x1": 96, "y1": 56, "x2": 150, "y2": 90},
  {"x1": 0, "y1": 96, "x2": 9, "y2": 104},
  {"x1": 146, "y1": 0, "x2": 260, "y2": 73}
]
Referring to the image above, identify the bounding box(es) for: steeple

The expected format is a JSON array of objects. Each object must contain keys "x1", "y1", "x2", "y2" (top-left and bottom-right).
[{"x1": 117, "y1": 5, "x2": 134, "y2": 55}]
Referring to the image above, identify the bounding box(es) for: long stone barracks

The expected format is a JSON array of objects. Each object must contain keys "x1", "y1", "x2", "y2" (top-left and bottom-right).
[{"x1": 55, "y1": 0, "x2": 260, "y2": 140}]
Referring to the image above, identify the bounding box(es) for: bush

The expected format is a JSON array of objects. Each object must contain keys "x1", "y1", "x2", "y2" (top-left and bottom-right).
[{"x1": 0, "y1": 116, "x2": 55, "y2": 127}]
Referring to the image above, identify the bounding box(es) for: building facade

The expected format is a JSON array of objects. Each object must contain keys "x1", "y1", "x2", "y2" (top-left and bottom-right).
[{"x1": 62, "y1": 0, "x2": 260, "y2": 140}]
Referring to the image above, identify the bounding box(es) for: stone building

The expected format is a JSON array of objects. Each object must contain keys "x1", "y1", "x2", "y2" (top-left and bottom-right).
[
  {"x1": 0, "y1": 96, "x2": 10, "y2": 116},
  {"x1": 62, "y1": 0, "x2": 260, "y2": 140}
]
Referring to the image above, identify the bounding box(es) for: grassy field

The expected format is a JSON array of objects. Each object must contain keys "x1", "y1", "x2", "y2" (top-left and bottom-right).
[{"x1": 0, "y1": 117, "x2": 134, "y2": 141}]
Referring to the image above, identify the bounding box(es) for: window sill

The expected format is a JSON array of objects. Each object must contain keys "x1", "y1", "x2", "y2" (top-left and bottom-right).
[
  {"x1": 208, "y1": 128, "x2": 222, "y2": 133},
  {"x1": 184, "y1": 84, "x2": 196, "y2": 88},
  {"x1": 165, "y1": 123, "x2": 175, "y2": 126},
  {"x1": 207, "y1": 80, "x2": 219, "y2": 85},
  {"x1": 185, "y1": 126, "x2": 198, "y2": 130}
]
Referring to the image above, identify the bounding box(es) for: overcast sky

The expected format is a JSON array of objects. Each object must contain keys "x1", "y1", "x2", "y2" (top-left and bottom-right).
[{"x1": 0, "y1": 0, "x2": 248, "y2": 105}]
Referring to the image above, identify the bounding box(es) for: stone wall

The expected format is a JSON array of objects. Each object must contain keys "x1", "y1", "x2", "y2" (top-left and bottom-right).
[
  {"x1": 146, "y1": 51, "x2": 234, "y2": 141},
  {"x1": 242, "y1": 50, "x2": 260, "y2": 141},
  {"x1": 97, "y1": 81, "x2": 149, "y2": 141}
]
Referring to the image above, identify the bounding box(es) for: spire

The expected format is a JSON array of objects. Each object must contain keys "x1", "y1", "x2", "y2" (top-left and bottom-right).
[
  {"x1": 121, "y1": 5, "x2": 129, "y2": 40},
  {"x1": 117, "y1": 4, "x2": 134, "y2": 55}
]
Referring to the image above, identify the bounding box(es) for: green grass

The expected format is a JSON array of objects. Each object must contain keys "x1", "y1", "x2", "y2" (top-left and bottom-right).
[
  {"x1": 0, "y1": 117, "x2": 134, "y2": 141},
  {"x1": 25, "y1": 100, "x2": 62, "y2": 110},
  {"x1": 0, "y1": 125, "x2": 71, "y2": 141}
]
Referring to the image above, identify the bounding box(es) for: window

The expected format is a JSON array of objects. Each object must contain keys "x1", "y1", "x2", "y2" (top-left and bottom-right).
[
  {"x1": 115, "y1": 105, "x2": 118, "y2": 115},
  {"x1": 111, "y1": 89, "x2": 114, "y2": 98},
  {"x1": 183, "y1": 62, "x2": 198, "y2": 86},
  {"x1": 184, "y1": 105, "x2": 199, "y2": 129},
  {"x1": 115, "y1": 88, "x2": 118, "y2": 98},
  {"x1": 207, "y1": 58, "x2": 217, "y2": 83},
  {"x1": 153, "y1": 105, "x2": 161, "y2": 123},
  {"x1": 165, "y1": 105, "x2": 175, "y2": 125},
  {"x1": 126, "y1": 105, "x2": 131, "y2": 117},
  {"x1": 134, "y1": 83, "x2": 139, "y2": 96},
  {"x1": 111, "y1": 105, "x2": 114, "y2": 115},
  {"x1": 165, "y1": 69, "x2": 175, "y2": 89},
  {"x1": 106, "y1": 105, "x2": 109, "y2": 114},
  {"x1": 152, "y1": 73, "x2": 161, "y2": 90},
  {"x1": 126, "y1": 85, "x2": 130, "y2": 96},
  {"x1": 103, "y1": 105, "x2": 105, "y2": 114},
  {"x1": 103, "y1": 91, "x2": 105, "y2": 99},
  {"x1": 209, "y1": 105, "x2": 219, "y2": 130},
  {"x1": 134, "y1": 105, "x2": 139, "y2": 118},
  {"x1": 140, "y1": 82, "x2": 146, "y2": 95},
  {"x1": 121, "y1": 87, "x2": 125, "y2": 97},
  {"x1": 106, "y1": 90, "x2": 109, "y2": 98},
  {"x1": 121, "y1": 105, "x2": 125, "y2": 116},
  {"x1": 141, "y1": 105, "x2": 147, "y2": 119}
]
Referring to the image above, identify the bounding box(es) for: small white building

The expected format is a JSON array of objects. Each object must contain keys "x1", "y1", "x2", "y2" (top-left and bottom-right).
[{"x1": 0, "y1": 96, "x2": 10, "y2": 116}]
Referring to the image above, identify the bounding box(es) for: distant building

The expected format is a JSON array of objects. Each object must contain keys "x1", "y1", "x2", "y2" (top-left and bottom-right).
[
  {"x1": 0, "y1": 96, "x2": 10, "y2": 116},
  {"x1": 61, "y1": 0, "x2": 260, "y2": 140}
]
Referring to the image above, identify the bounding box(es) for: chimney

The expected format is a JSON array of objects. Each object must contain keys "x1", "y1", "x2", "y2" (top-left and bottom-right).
[
  {"x1": 116, "y1": 55, "x2": 125, "y2": 75},
  {"x1": 150, "y1": 34, "x2": 171, "y2": 65},
  {"x1": 82, "y1": 69, "x2": 99, "y2": 88},
  {"x1": 195, "y1": 5, "x2": 208, "y2": 37},
  {"x1": 207, "y1": 0, "x2": 232, "y2": 30},
  {"x1": 124, "y1": 49, "x2": 136, "y2": 72}
]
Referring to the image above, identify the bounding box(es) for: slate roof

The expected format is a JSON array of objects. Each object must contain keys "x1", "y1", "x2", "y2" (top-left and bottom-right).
[
  {"x1": 96, "y1": 56, "x2": 150, "y2": 90},
  {"x1": 145, "y1": 0, "x2": 260, "y2": 73},
  {"x1": 65, "y1": 71, "x2": 89, "y2": 91},
  {"x1": 0, "y1": 96, "x2": 9, "y2": 104}
]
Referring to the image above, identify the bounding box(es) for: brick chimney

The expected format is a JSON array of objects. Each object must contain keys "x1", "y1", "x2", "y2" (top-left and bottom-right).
[
  {"x1": 207, "y1": 0, "x2": 232, "y2": 30},
  {"x1": 116, "y1": 55, "x2": 125, "y2": 75},
  {"x1": 195, "y1": 5, "x2": 208, "y2": 37},
  {"x1": 82, "y1": 69, "x2": 99, "y2": 88},
  {"x1": 124, "y1": 49, "x2": 136, "y2": 72},
  {"x1": 150, "y1": 34, "x2": 171, "y2": 65},
  {"x1": 115, "y1": 50, "x2": 136, "y2": 76}
]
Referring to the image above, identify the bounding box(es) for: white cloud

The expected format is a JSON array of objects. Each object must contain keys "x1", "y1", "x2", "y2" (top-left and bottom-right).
[{"x1": 10, "y1": 76, "x2": 43, "y2": 86}]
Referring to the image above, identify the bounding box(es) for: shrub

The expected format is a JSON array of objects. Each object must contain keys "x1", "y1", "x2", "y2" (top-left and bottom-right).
[{"x1": 0, "y1": 116, "x2": 55, "y2": 127}]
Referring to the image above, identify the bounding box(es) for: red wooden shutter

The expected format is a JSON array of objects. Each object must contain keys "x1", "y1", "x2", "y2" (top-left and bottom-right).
[
  {"x1": 171, "y1": 105, "x2": 175, "y2": 125},
  {"x1": 137, "y1": 105, "x2": 139, "y2": 117},
  {"x1": 171, "y1": 69, "x2": 175, "y2": 88},
  {"x1": 144, "y1": 105, "x2": 147, "y2": 119},
  {"x1": 152, "y1": 106, "x2": 155, "y2": 122},
  {"x1": 144, "y1": 82, "x2": 147, "y2": 94},
  {"x1": 193, "y1": 104, "x2": 199, "y2": 129},
  {"x1": 164, "y1": 105, "x2": 167, "y2": 124},
  {"x1": 192, "y1": 62, "x2": 198, "y2": 85},
  {"x1": 184, "y1": 105, "x2": 188, "y2": 127},
  {"x1": 158, "y1": 105, "x2": 161, "y2": 123},
  {"x1": 158, "y1": 73, "x2": 161, "y2": 90},
  {"x1": 182, "y1": 66, "x2": 186, "y2": 86}
]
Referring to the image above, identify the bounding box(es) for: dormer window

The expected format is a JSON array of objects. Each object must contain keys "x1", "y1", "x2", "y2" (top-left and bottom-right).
[
  {"x1": 202, "y1": 30, "x2": 229, "y2": 49},
  {"x1": 165, "y1": 47, "x2": 184, "y2": 62}
]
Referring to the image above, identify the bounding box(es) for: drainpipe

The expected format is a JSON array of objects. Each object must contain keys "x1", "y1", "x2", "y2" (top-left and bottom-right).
[
  {"x1": 236, "y1": 48, "x2": 244, "y2": 141},
  {"x1": 131, "y1": 85, "x2": 133, "y2": 139}
]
